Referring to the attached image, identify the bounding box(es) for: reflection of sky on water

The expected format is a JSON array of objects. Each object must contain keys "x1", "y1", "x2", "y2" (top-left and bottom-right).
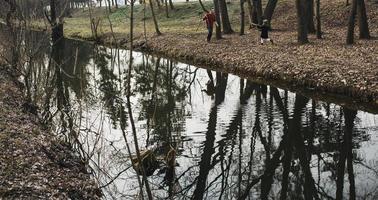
[{"x1": 12, "y1": 32, "x2": 378, "y2": 199}]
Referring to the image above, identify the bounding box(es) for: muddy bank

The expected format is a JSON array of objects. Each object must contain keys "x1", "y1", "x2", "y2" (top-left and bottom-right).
[{"x1": 0, "y1": 65, "x2": 101, "y2": 199}]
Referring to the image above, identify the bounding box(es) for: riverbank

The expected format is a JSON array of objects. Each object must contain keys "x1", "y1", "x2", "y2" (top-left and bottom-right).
[
  {"x1": 0, "y1": 65, "x2": 101, "y2": 199},
  {"x1": 32, "y1": 0, "x2": 378, "y2": 104}
]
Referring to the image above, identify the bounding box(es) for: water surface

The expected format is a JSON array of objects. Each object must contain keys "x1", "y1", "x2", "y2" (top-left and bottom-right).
[{"x1": 3, "y1": 29, "x2": 378, "y2": 199}]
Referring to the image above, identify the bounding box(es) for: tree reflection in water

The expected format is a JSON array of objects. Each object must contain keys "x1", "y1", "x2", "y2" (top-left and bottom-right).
[{"x1": 7, "y1": 29, "x2": 378, "y2": 199}]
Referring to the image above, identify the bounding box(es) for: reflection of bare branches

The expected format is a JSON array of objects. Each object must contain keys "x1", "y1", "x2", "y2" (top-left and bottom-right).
[
  {"x1": 336, "y1": 108, "x2": 357, "y2": 200},
  {"x1": 126, "y1": 1, "x2": 153, "y2": 197},
  {"x1": 184, "y1": 68, "x2": 199, "y2": 93},
  {"x1": 100, "y1": 165, "x2": 132, "y2": 189},
  {"x1": 353, "y1": 160, "x2": 378, "y2": 177},
  {"x1": 314, "y1": 182, "x2": 335, "y2": 200}
]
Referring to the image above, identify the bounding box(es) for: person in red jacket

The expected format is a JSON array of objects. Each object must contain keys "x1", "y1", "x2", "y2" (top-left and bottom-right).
[{"x1": 203, "y1": 10, "x2": 217, "y2": 42}]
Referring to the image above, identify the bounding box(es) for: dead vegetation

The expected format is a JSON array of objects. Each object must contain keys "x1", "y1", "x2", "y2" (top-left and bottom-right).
[
  {"x1": 0, "y1": 65, "x2": 101, "y2": 199},
  {"x1": 31, "y1": 0, "x2": 378, "y2": 104},
  {"x1": 143, "y1": 0, "x2": 378, "y2": 103}
]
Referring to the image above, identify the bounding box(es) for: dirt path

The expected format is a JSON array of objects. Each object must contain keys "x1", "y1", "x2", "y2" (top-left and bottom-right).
[{"x1": 0, "y1": 66, "x2": 101, "y2": 199}]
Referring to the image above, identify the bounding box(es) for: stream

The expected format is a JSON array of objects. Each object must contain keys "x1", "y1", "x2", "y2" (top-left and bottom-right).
[{"x1": 2, "y1": 27, "x2": 378, "y2": 199}]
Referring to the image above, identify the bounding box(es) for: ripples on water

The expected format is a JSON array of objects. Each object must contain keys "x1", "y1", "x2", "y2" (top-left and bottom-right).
[{"x1": 3, "y1": 29, "x2": 378, "y2": 199}]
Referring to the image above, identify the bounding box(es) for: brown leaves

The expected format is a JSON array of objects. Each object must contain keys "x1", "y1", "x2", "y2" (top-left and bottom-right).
[
  {"x1": 142, "y1": 0, "x2": 378, "y2": 103},
  {"x1": 0, "y1": 70, "x2": 101, "y2": 199}
]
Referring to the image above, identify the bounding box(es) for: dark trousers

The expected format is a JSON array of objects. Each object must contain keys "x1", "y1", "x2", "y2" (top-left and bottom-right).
[{"x1": 207, "y1": 26, "x2": 213, "y2": 42}]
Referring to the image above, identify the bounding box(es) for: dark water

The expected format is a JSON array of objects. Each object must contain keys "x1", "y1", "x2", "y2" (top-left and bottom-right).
[{"x1": 2, "y1": 28, "x2": 378, "y2": 199}]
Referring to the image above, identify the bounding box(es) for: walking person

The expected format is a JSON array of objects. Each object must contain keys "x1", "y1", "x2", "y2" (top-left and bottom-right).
[
  {"x1": 203, "y1": 10, "x2": 217, "y2": 42},
  {"x1": 258, "y1": 19, "x2": 274, "y2": 45}
]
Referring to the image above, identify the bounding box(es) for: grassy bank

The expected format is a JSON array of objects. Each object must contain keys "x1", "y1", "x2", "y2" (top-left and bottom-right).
[
  {"x1": 32, "y1": 0, "x2": 378, "y2": 105},
  {"x1": 33, "y1": 1, "x2": 222, "y2": 40}
]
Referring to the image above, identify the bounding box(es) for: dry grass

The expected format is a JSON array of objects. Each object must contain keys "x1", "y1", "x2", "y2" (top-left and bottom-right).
[
  {"x1": 31, "y1": 0, "x2": 378, "y2": 103},
  {"x1": 144, "y1": 0, "x2": 378, "y2": 103}
]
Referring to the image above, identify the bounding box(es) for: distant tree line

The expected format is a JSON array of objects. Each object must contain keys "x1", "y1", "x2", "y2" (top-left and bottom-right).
[{"x1": 0, "y1": 0, "x2": 372, "y2": 45}]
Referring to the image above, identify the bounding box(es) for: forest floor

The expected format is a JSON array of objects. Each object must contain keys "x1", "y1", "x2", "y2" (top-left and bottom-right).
[
  {"x1": 32, "y1": 0, "x2": 378, "y2": 104},
  {"x1": 0, "y1": 65, "x2": 101, "y2": 199}
]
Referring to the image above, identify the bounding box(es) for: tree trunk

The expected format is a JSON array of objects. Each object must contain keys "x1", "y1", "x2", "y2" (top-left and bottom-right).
[
  {"x1": 165, "y1": 0, "x2": 169, "y2": 17},
  {"x1": 155, "y1": 0, "x2": 161, "y2": 8},
  {"x1": 127, "y1": 0, "x2": 154, "y2": 199},
  {"x1": 307, "y1": 0, "x2": 316, "y2": 33},
  {"x1": 252, "y1": 0, "x2": 262, "y2": 25},
  {"x1": 263, "y1": 0, "x2": 278, "y2": 23},
  {"x1": 5, "y1": 0, "x2": 16, "y2": 27},
  {"x1": 256, "y1": 0, "x2": 263, "y2": 24},
  {"x1": 149, "y1": 0, "x2": 162, "y2": 35},
  {"x1": 240, "y1": 0, "x2": 245, "y2": 35},
  {"x1": 246, "y1": 0, "x2": 254, "y2": 28},
  {"x1": 49, "y1": 0, "x2": 64, "y2": 42},
  {"x1": 218, "y1": 0, "x2": 234, "y2": 33},
  {"x1": 214, "y1": 0, "x2": 222, "y2": 39},
  {"x1": 296, "y1": 0, "x2": 309, "y2": 44},
  {"x1": 169, "y1": 0, "x2": 174, "y2": 10},
  {"x1": 316, "y1": 0, "x2": 322, "y2": 38},
  {"x1": 346, "y1": 0, "x2": 357, "y2": 44},
  {"x1": 106, "y1": 0, "x2": 112, "y2": 12},
  {"x1": 357, "y1": 0, "x2": 370, "y2": 39},
  {"x1": 4, "y1": 0, "x2": 20, "y2": 68},
  {"x1": 50, "y1": 0, "x2": 57, "y2": 23},
  {"x1": 199, "y1": 0, "x2": 208, "y2": 12}
]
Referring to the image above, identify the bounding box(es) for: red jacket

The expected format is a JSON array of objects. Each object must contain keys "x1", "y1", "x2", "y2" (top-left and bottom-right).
[{"x1": 203, "y1": 12, "x2": 216, "y2": 27}]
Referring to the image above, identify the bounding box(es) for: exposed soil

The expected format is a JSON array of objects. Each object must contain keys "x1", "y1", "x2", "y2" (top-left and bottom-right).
[{"x1": 0, "y1": 65, "x2": 101, "y2": 199}]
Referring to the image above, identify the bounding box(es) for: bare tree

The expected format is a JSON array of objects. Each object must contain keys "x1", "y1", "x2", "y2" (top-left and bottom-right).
[
  {"x1": 346, "y1": 0, "x2": 357, "y2": 44},
  {"x1": 149, "y1": 0, "x2": 162, "y2": 35},
  {"x1": 88, "y1": 0, "x2": 101, "y2": 41},
  {"x1": 263, "y1": 0, "x2": 278, "y2": 24},
  {"x1": 252, "y1": 0, "x2": 263, "y2": 25},
  {"x1": 45, "y1": 0, "x2": 69, "y2": 42},
  {"x1": 246, "y1": 0, "x2": 254, "y2": 28},
  {"x1": 346, "y1": 0, "x2": 370, "y2": 44},
  {"x1": 307, "y1": 0, "x2": 316, "y2": 33},
  {"x1": 213, "y1": 0, "x2": 222, "y2": 39},
  {"x1": 296, "y1": 0, "x2": 309, "y2": 44},
  {"x1": 357, "y1": 0, "x2": 370, "y2": 39},
  {"x1": 316, "y1": 0, "x2": 321, "y2": 39},
  {"x1": 240, "y1": 0, "x2": 245, "y2": 35},
  {"x1": 168, "y1": 0, "x2": 174, "y2": 10},
  {"x1": 1, "y1": 0, "x2": 22, "y2": 71},
  {"x1": 198, "y1": 0, "x2": 208, "y2": 12},
  {"x1": 4, "y1": 0, "x2": 17, "y2": 27},
  {"x1": 218, "y1": 0, "x2": 233, "y2": 33},
  {"x1": 165, "y1": 0, "x2": 169, "y2": 18},
  {"x1": 127, "y1": 0, "x2": 153, "y2": 199}
]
